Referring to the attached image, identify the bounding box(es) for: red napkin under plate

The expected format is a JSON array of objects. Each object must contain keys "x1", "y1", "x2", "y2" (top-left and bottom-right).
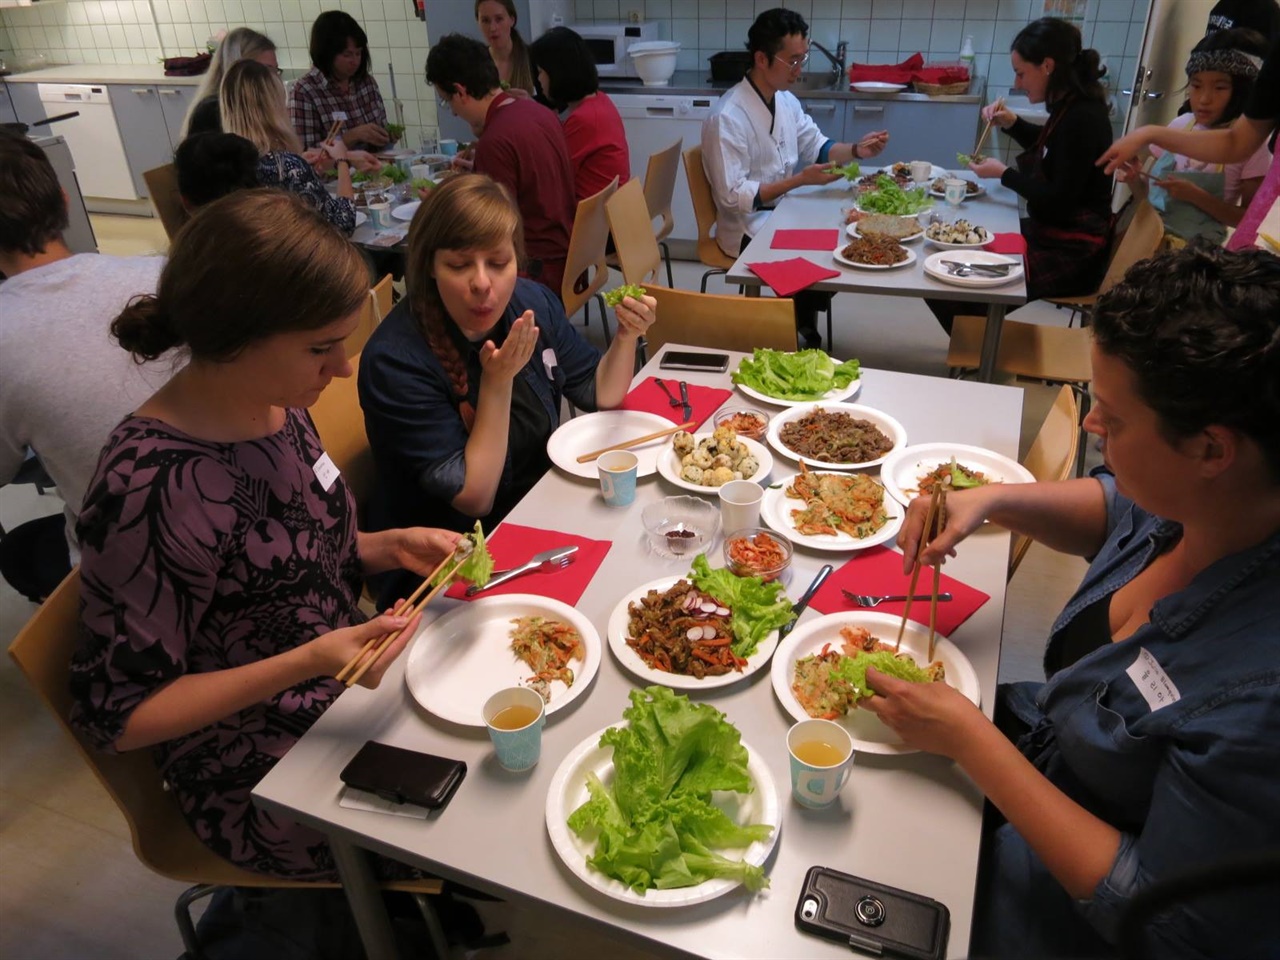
[
  {"x1": 807, "y1": 545, "x2": 990, "y2": 636},
  {"x1": 748, "y1": 257, "x2": 841, "y2": 297},
  {"x1": 772, "y1": 229, "x2": 841, "y2": 251},
  {"x1": 620, "y1": 378, "x2": 733, "y2": 430},
  {"x1": 984, "y1": 233, "x2": 1028, "y2": 255},
  {"x1": 445, "y1": 523, "x2": 611, "y2": 606}
]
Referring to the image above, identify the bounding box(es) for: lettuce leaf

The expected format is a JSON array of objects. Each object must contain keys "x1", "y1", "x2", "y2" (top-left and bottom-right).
[
  {"x1": 429, "y1": 521, "x2": 493, "y2": 586},
  {"x1": 830, "y1": 649, "x2": 936, "y2": 701},
  {"x1": 688, "y1": 554, "x2": 795, "y2": 658},
  {"x1": 731, "y1": 348, "x2": 861, "y2": 401}
]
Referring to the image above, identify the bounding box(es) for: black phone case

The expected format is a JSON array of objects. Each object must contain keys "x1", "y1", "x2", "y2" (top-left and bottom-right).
[
  {"x1": 795, "y1": 866, "x2": 950, "y2": 960},
  {"x1": 658, "y1": 351, "x2": 730, "y2": 372},
  {"x1": 339, "y1": 741, "x2": 466, "y2": 810}
]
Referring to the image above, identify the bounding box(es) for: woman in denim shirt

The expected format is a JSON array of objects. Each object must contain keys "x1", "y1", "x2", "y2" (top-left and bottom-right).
[
  {"x1": 359, "y1": 174, "x2": 655, "y2": 598},
  {"x1": 866, "y1": 242, "x2": 1280, "y2": 958}
]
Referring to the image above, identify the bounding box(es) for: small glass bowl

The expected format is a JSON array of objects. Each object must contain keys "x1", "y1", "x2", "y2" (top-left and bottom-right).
[
  {"x1": 723, "y1": 527, "x2": 793, "y2": 581},
  {"x1": 642, "y1": 496, "x2": 721, "y2": 559},
  {"x1": 713, "y1": 407, "x2": 770, "y2": 441}
]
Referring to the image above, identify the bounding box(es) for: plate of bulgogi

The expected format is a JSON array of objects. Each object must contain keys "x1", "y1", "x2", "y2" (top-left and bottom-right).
[
  {"x1": 759, "y1": 463, "x2": 904, "y2": 552},
  {"x1": 833, "y1": 235, "x2": 916, "y2": 270},
  {"x1": 765, "y1": 402, "x2": 907, "y2": 471}
]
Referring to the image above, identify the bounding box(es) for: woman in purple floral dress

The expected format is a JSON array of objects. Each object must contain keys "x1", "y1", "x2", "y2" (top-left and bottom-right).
[{"x1": 68, "y1": 189, "x2": 459, "y2": 880}]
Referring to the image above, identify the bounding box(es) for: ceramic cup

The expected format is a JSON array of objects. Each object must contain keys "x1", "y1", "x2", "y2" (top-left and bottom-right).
[
  {"x1": 367, "y1": 201, "x2": 393, "y2": 231},
  {"x1": 787, "y1": 719, "x2": 854, "y2": 809},
  {"x1": 439, "y1": 138, "x2": 459, "y2": 156},
  {"x1": 719, "y1": 479, "x2": 764, "y2": 532},
  {"x1": 909, "y1": 160, "x2": 932, "y2": 183},
  {"x1": 482, "y1": 687, "x2": 546, "y2": 772},
  {"x1": 410, "y1": 163, "x2": 434, "y2": 183},
  {"x1": 944, "y1": 178, "x2": 967, "y2": 207},
  {"x1": 597, "y1": 450, "x2": 639, "y2": 507}
]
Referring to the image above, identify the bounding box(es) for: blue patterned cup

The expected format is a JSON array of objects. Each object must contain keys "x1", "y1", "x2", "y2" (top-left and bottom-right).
[
  {"x1": 597, "y1": 450, "x2": 638, "y2": 507},
  {"x1": 787, "y1": 719, "x2": 854, "y2": 809},
  {"x1": 482, "y1": 687, "x2": 546, "y2": 772}
]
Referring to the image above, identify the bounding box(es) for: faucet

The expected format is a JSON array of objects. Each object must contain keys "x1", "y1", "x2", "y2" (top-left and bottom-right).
[{"x1": 810, "y1": 40, "x2": 847, "y2": 84}]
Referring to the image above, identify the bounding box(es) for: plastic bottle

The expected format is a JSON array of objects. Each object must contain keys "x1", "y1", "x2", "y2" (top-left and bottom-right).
[{"x1": 959, "y1": 35, "x2": 975, "y2": 74}]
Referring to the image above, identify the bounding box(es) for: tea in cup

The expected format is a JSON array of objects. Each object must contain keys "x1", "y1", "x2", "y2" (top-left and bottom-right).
[{"x1": 787, "y1": 719, "x2": 854, "y2": 808}]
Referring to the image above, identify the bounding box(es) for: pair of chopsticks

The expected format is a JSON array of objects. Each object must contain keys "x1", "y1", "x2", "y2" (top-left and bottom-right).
[
  {"x1": 970, "y1": 96, "x2": 1005, "y2": 161},
  {"x1": 334, "y1": 545, "x2": 462, "y2": 687},
  {"x1": 576, "y1": 420, "x2": 694, "y2": 464},
  {"x1": 323, "y1": 119, "x2": 344, "y2": 146},
  {"x1": 896, "y1": 477, "x2": 949, "y2": 661}
]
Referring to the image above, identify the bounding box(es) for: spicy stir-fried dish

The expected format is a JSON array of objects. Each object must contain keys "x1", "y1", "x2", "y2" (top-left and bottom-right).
[
  {"x1": 792, "y1": 625, "x2": 945, "y2": 719},
  {"x1": 626, "y1": 580, "x2": 745, "y2": 679},
  {"x1": 725, "y1": 531, "x2": 789, "y2": 579},
  {"x1": 785, "y1": 463, "x2": 890, "y2": 538},
  {"x1": 510, "y1": 615, "x2": 584, "y2": 702},
  {"x1": 840, "y1": 235, "x2": 909, "y2": 266},
  {"x1": 778, "y1": 407, "x2": 895, "y2": 464}
]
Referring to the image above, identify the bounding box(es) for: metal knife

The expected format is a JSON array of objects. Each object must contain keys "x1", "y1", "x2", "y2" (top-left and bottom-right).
[
  {"x1": 678, "y1": 380, "x2": 693, "y2": 422},
  {"x1": 655, "y1": 379, "x2": 682, "y2": 408},
  {"x1": 779, "y1": 564, "x2": 834, "y2": 639}
]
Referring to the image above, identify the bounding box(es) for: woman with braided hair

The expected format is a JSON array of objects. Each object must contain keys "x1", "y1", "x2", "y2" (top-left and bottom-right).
[{"x1": 359, "y1": 173, "x2": 656, "y2": 601}]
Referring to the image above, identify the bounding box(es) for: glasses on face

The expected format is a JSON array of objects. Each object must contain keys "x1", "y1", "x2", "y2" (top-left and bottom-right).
[{"x1": 773, "y1": 51, "x2": 810, "y2": 70}]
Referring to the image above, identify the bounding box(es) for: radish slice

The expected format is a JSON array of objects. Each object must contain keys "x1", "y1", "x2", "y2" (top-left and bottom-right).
[
  {"x1": 701, "y1": 625, "x2": 717, "y2": 640},
  {"x1": 715, "y1": 605, "x2": 730, "y2": 616},
  {"x1": 686, "y1": 627, "x2": 703, "y2": 641},
  {"x1": 699, "y1": 601, "x2": 717, "y2": 613}
]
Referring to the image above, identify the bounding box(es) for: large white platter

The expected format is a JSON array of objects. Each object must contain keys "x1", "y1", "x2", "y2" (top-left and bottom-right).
[
  {"x1": 770, "y1": 611, "x2": 980, "y2": 755},
  {"x1": 759, "y1": 478, "x2": 904, "y2": 552},
  {"x1": 392, "y1": 199, "x2": 421, "y2": 222},
  {"x1": 833, "y1": 243, "x2": 916, "y2": 271},
  {"x1": 547, "y1": 410, "x2": 674, "y2": 480},
  {"x1": 851, "y1": 81, "x2": 908, "y2": 93},
  {"x1": 765, "y1": 402, "x2": 907, "y2": 471},
  {"x1": 545, "y1": 723, "x2": 780, "y2": 906},
  {"x1": 354, "y1": 210, "x2": 368, "y2": 227},
  {"x1": 928, "y1": 178, "x2": 987, "y2": 199},
  {"x1": 734, "y1": 357, "x2": 862, "y2": 408},
  {"x1": 923, "y1": 250, "x2": 1024, "y2": 288},
  {"x1": 403, "y1": 594, "x2": 601, "y2": 727},
  {"x1": 880, "y1": 441, "x2": 1037, "y2": 507},
  {"x1": 656, "y1": 433, "x2": 773, "y2": 494},
  {"x1": 606, "y1": 576, "x2": 782, "y2": 690}
]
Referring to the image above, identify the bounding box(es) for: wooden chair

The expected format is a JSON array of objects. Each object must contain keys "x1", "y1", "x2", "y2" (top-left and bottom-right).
[
  {"x1": 142, "y1": 163, "x2": 190, "y2": 241},
  {"x1": 606, "y1": 178, "x2": 664, "y2": 288},
  {"x1": 562, "y1": 176, "x2": 620, "y2": 347},
  {"x1": 1009, "y1": 385, "x2": 1080, "y2": 576},
  {"x1": 628, "y1": 138, "x2": 681, "y2": 287},
  {"x1": 309, "y1": 351, "x2": 374, "y2": 512},
  {"x1": 1047, "y1": 199, "x2": 1164, "y2": 326},
  {"x1": 682, "y1": 145, "x2": 738, "y2": 292},
  {"x1": 343, "y1": 273, "x2": 394, "y2": 357},
  {"x1": 8, "y1": 570, "x2": 444, "y2": 960},
  {"x1": 643, "y1": 285, "x2": 796, "y2": 357}
]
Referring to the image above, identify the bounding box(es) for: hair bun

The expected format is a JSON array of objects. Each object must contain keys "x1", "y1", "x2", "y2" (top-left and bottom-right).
[
  {"x1": 111, "y1": 294, "x2": 182, "y2": 361},
  {"x1": 1078, "y1": 47, "x2": 1106, "y2": 81}
]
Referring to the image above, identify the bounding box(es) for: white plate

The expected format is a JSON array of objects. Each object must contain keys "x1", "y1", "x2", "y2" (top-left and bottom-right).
[
  {"x1": 865, "y1": 162, "x2": 948, "y2": 181},
  {"x1": 852, "y1": 81, "x2": 908, "y2": 92},
  {"x1": 879, "y1": 442, "x2": 1036, "y2": 507},
  {"x1": 403, "y1": 594, "x2": 602, "y2": 727},
  {"x1": 845, "y1": 221, "x2": 923, "y2": 243},
  {"x1": 606, "y1": 576, "x2": 783, "y2": 690},
  {"x1": 656, "y1": 434, "x2": 773, "y2": 494},
  {"x1": 547, "y1": 410, "x2": 674, "y2": 480},
  {"x1": 392, "y1": 200, "x2": 421, "y2": 222},
  {"x1": 545, "y1": 724, "x2": 780, "y2": 905},
  {"x1": 770, "y1": 611, "x2": 981, "y2": 755},
  {"x1": 833, "y1": 243, "x2": 916, "y2": 270},
  {"x1": 759, "y1": 479, "x2": 904, "y2": 552},
  {"x1": 923, "y1": 250, "x2": 1024, "y2": 288},
  {"x1": 765, "y1": 402, "x2": 907, "y2": 471},
  {"x1": 928, "y1": 179, "x2": 986, "y2": 200},
  {"x1": 354, "y1": 210, "x2": 368, "y2": 227},
  {"x1": 734, "y1": 359, "x2": 862, "y2": 408},
  {"x1": 923, "y1": 231, "x2": 993, "y2": 250}
]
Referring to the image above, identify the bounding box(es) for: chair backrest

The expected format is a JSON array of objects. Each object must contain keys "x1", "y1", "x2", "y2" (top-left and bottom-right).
[
  {"x1": 142, "y1": 163, "x2": 190, "y2": 241},
  {"x1": 682, "y1": 146, "x2": 736, "y2": 270},
  {"x1": 1097, "y1": 199, "x2": 1163, "y2": 297},
  {"x1": 309, "y1": 351, "x2": 374, "y2": 510},
  {"x1": 1010, "y1": 385, "x2": 1080, "y2": 576},
  {"x1": 344, "y1": 273, "x2": 394, "y2": 356},
  {"x1": 644, "y1": 285, "x2": 797, "y2": 355},
  {"x1": 606, "y1": 178, "x2": 663, "y2": 287},
  {"x1": 643, "y1": 138, "x2": 683, "y2": 243},
  {"x1": 561, "y1": 176, "x2": 620, "y2": 317}
]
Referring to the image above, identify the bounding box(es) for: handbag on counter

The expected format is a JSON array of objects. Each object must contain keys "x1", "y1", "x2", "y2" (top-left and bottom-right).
[{"x1": 163, "y1": 52, "x2": 211, "y2": 76}]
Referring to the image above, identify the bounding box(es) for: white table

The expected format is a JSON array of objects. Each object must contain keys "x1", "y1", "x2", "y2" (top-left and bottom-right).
[
  {"x1": 253, "y1": 347, "x2": 1024, "y2": 959},
  {"x1": 725, "y1": 177, "x2": 1027, "y2": 383}
]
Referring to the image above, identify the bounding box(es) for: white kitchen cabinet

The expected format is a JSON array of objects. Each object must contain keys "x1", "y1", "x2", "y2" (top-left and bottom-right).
[
  {"x1": 844, "y1": 99, "x2": 980, "y2": 168},
  {"x1": 797, "y1": 97, "x2": 844, "y2": 142},
  {"x1": 108, "y1": 83, "x2": 196, "y2": 200}
]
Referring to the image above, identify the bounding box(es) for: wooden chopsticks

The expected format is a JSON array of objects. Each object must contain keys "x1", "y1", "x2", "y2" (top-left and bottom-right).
[
  {"x1": 896, "y1": 477, "x2": 949, "y2": 660},
  {"x1": 323, "y1": 119, "x2": 344, "y2": 146},
  {"x1": 576, "y1": 420, "x2": 695, "y2": 464},
  {"x1": 970, "y1": 97, "x2": 1004, "y2": 161}
]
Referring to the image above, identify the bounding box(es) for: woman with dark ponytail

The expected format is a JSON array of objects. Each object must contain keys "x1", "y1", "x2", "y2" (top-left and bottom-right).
[{"x1": 70, "y1": 189, "x2": 459, "y2": 880}]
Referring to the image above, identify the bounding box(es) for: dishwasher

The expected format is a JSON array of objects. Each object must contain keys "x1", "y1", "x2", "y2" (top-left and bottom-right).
[{"x1": 36, "y1": 83, "x2": 137, "y2": 200}]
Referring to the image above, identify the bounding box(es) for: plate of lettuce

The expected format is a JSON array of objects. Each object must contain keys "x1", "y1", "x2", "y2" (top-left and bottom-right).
[
  {"x1": 545, "y1": 686, "x2": 779, "y2": 905},
  {"x1": 732, "y1": 348, "x2": 862, "y2": 407}
]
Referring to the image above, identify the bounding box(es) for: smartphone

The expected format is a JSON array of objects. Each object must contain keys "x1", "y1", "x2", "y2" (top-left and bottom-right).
[
  {"x1": 658, "y1": 350, "x2": 731, "y2": 373},
  {"x1": 339, "y1": 741, "x2": 466, "y2": 811},
  {"x1": 795, "y1": 866, "x2": 950, "y2": 960}
]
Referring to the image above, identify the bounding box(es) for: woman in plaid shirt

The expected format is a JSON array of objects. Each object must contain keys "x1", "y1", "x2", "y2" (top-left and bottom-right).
[{"x1": 288, "y1": 10, "x2": 392, "y2": 153}]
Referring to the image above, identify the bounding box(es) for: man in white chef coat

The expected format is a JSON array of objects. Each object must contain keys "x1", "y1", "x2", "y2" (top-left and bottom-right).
[{"x1": 702, "y1": 7, "x2": 887, "y2": 348}]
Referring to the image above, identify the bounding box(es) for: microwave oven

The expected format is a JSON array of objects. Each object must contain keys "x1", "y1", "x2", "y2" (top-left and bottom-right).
[{"x1": 566, "y1": 22, "x2": 659, "y2": 78}]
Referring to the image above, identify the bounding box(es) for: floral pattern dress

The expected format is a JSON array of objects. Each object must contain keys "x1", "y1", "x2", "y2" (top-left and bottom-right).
[{"x1": 257, "y1": 150, "x2": 356, "y2": 236}]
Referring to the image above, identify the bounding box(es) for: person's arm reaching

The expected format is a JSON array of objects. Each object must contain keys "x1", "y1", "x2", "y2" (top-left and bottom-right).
[{"x1": 1100, "y1": 115, "x2": 1273, "y2": 173}]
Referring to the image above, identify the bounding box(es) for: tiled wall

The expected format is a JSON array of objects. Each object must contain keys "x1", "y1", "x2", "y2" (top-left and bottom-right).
[{"x1": 0, "y1": 0, "x2": 439, "y2": 147}]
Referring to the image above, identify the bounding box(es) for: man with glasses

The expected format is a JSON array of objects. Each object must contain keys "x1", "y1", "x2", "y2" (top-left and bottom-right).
[{"x1": 702, "y1": 8, "x2": 888, "y2": 348}]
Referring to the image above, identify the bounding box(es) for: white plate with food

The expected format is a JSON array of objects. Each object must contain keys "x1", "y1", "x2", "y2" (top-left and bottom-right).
[
  {"x1": 759, "y1": 473, "x2": 904, "y2": 552},
  {"x1": 606, "y1": 576, "x2": 783, "y2": 690},
  {"x1": 865, "y1": 162, "x2": 948, "y2": 182},
  {"x1": 928, "y1": 177, "x2": 986, "y2": 199},
  {"x1": 765, "y1": 402, "x2": 907, "y2": 471},
  {"x1": 845, "y1": 220, "x2": 924, "y2": 243},
  {"x1": 545, "y1": 724, "x2": 779, "y2": 905},
  {"x1": 403, "y1": 594, "x2": 602, "y2": 726},
  {"x1": 851, "y1": 81, "x2": 908, "y2": 93},
  {"x1": 770, "y1": 611, "x2": 980, "y2": 755},
  {"x1": 879, "y1": 442, "x2": 1036, "y2": 507},
  {"x1": 923, "y1": 250, "x2": 1024, "y2": 288},
  {"x1": 833, "y1": 242, "x2": 917, "y2": 271},
  {"x1": 392, "y1": 200, "x2": 421, "y2": 222},
  {"x1": 923, "y1": 218, "x2": 992, "y2": 249},
  {"x1": 657, "y1": 432, "x2": 773, "y2": 494},
  {"x1": 547, "y1": 410, "x2": 674, "y2": 480},
  {"x1": 734, "y1": 363, "x2": 862, "y2": 408}
]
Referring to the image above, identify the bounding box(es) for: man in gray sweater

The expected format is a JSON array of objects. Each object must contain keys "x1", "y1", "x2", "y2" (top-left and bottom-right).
[{"x1": 0, "y1": 130, "x2": 169, "y2": 601}]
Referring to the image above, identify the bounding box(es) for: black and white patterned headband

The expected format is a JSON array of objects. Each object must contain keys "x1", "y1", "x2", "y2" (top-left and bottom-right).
[{"x1": 1185, "y1": 48, "x2": 1263, "y2": 79}]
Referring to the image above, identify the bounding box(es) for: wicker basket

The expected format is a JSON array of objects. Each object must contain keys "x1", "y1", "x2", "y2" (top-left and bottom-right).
[{"x1": 914, "y1": 79, "x2": 970, "y2": 95}]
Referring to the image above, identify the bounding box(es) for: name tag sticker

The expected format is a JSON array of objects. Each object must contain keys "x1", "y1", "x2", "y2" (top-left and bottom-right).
[
  {"x1": 1125, "y1": 647, "x2": 1181, "y2": 712},
  {"x1": 542, "y1": 347, "x2": 559, "y2": 381},
  {"x1": 313, "y1": 452, "x2": 340, "y2": 492},
  {"x1": 331, "y1": 110, "x2": 349, "y2": 121}
]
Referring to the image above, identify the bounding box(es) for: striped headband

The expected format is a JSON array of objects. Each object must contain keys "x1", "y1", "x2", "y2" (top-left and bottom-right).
[{"x1": 1185, "y1": 48, "x2": 1263, "y2": 79}]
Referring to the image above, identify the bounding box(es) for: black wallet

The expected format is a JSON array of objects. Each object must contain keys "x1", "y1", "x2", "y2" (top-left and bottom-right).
[
  {"x1": 339, "y1": 741, "x2": 467, "y2": 810},
  {"x1": 795, "y1": 865, "x2": 950, "y2": 960}
]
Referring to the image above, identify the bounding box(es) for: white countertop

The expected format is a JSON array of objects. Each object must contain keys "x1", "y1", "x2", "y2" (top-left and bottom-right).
[{"x1": 4, "y1": 64, "x2": 203, "y2": 85}]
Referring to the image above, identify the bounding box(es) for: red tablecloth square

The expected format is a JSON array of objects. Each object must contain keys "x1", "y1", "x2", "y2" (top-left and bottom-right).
[
  {"x1": 772, "y1": 229, "x2": 841, "y2": 251},
  {"x1": 620, "y1": 378, "x2": 733, "y2": 430},
  {"x1": 985, "y1": 233, "x2": 1028, "y2": 255},
  {"x1": 445, "y1": 523, "x2": 610, "y2": 606},
  {"x1": 748, "y1": 257, "x2": 841, "y2": 297}
]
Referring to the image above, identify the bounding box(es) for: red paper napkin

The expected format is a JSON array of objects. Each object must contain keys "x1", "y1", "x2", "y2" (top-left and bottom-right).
[
  {"x1": 772, "y1": 229, "x2": 841, "y2": 251},
  {"x1": 807, "y1": 545, "x2": 990, "y2": 636},
  {"x1": 985, "y1": 233, "x2": 1028, "y2": 255},
  {"x1": 620, "y1": 378, "x2": 732, "y2": 430},
  {"x1": 748, "y1": 257, "x2": 840, "y2": 297},
  {"x1": 445, "y1": 523, "x2": 611, "y2": 606}
]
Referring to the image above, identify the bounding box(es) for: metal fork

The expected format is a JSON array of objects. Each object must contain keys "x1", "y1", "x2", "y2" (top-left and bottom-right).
[
  {"x1": 842, "y1": 589, "x2": 953, "y2": 608},
  {"x1": 465, "y1": 546, "x2": 578, "y2": 596}
]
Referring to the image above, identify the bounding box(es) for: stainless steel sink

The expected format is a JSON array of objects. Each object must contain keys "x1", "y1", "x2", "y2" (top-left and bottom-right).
[{"x1": 792, "y1": 72, "x2": 841, "y2": 91}]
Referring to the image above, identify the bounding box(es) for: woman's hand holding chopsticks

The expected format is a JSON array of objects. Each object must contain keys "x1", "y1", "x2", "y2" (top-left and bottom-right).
[
  {"x1": 322, "y1": 604, "x2": 423, "y2": 689},
  {"x1": 897, "y1": 486, "x2": 995, "y2": 575}
]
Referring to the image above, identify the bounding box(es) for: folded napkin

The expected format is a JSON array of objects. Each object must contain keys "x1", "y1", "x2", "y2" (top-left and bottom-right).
[
  {"x1": 620, "y1": 377, "x2": 732, "y2": 430},
  {"x1": 748, "y1": 257, "x2": 841, "y2": 297},
  {"x1": 848, "y1": 53, "x2": 923, "y2": 86},
  {"x1": 772, "y1": 229, "x2": 841, "y2": 251},
  {"x1": 445, "y1": 523, "x2": 610, "y2": 606},
  {"x1": 984, "y1": 233, "x2": 1028, "y2": 255},
  {"x1": 807, "y1": 545, "x2": 990, "y2": 636}
]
